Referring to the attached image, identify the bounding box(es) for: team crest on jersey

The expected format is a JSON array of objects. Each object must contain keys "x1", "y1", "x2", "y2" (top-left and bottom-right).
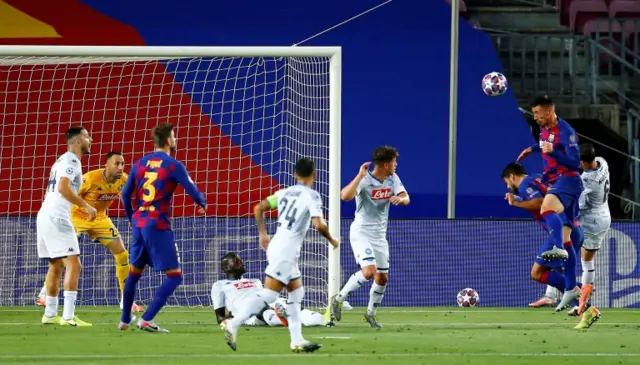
[
  {"x1": 570, "y1": 134, "x2": 576, "y2": 143},
  {"x1": 233, "y1": 281, "x2": 257, "y2": 290},
  {"x1": 526, "y1": 187, "x2": 533, "y2": 195},
  {"x1": 371, "y1": 187, "x2": 392, "y2": 200},
  {"x1": 548, "y1": 134, "x2": 555, "y2": 142},
  {"x1": 66, "y1": 167, "x2": 74, "y2": 174},
  {"x1": 118, "y1": 184, "x2": 123, "y2": 191}
]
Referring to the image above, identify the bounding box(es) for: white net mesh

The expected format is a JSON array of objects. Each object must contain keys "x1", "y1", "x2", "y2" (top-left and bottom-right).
[{"x1": 0, "y1": 54, "x2": 333, "y2": 308}]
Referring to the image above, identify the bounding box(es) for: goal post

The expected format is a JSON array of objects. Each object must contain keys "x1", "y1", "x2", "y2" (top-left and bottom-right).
[{"x1": 0, "y1": 45, "x2": 342, "y2": 309}]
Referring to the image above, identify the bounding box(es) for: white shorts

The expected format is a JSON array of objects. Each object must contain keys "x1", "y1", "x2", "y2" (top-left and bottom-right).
[
  {"x1": 349, "y1": 231, "x2": 389, "y2": 273},
  {"x1": 265, "y1": 259, "x2": 301, "y2": 285},
  {"x1": 37, "y1": 213, "x2": 80, "y2": 259},
  {"x1": 582, "y1": 230, "x2": 608, "y2": 250}
]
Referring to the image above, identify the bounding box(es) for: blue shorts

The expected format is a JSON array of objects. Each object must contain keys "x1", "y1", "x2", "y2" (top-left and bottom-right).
[
  {"x1": 130, "y1": 226, "x2": 180, "y2": 271},
  {"x1": 547, "y1": 175, "x2": 583, "y2": 224}
]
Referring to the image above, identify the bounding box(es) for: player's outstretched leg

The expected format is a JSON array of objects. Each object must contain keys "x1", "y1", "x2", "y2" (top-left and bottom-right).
[
  {"x1": 332, "y1": 266, "x2": 374, "y2": 321},
  {"x1": 137, "y1": 271, "x2": 182, "y2": 333},
  {"x1": 364, "y1": 271, "x2": 387, "y2": 328},
  {"x1": 224, "y1": 288, "x2": 280, "y2": 351},
  {"x1": 578, "y1": 249, "x2": 596, "y2": 314}
]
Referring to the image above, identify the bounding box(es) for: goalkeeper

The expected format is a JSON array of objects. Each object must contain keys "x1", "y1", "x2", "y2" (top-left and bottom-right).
[
  {"x1": 36, "y1": 152, "x2": 144, "y2": 312},
  {"x1": 211, "y1": 253, "x2": 331, "y2": 327}
]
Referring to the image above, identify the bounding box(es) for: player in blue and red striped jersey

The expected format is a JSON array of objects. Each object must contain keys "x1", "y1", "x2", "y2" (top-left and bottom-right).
[
  {"x1": 119, "y1": 123, "x2": 206, "y2": 332},
  {"x1": 517, "y1": 95, "x2": 584, "y2": 311}
]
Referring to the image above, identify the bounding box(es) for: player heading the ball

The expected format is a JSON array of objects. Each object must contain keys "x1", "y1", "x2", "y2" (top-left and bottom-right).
[
  {"x1": 221, "y1": 157, "x2": 339, "y2": 353},
  {"x1": 38, "y1": 127, "x2": 95, "y2": 327},
  {"x1": 119, "y1": 122, "x2": 207, "y2": 333},
  {"x1": 330, "y1": 146, "x2": 410, "y2": 328}
]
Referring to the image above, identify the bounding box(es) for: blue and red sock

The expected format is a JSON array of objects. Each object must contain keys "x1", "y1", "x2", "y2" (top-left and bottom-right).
[
  {"x1": 121, "y1": 270, "x2": 142, "y2": 323},
  {"x1": 142, "y1": 272, "x2": 183, "y2": 322},
  {"x1": 542, "y1": 211, "x2": 564, "y2": 249},
  {"x1": 540, "y1": 270, "x2": 565, "y2": 292},
  {"x1": 562, "y1": 241, "x2": 578, "y2": 290}
]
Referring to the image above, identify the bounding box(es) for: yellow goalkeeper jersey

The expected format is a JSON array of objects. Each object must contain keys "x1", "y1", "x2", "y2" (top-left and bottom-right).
[{"x1": 71, "y1": 169, "x2": 128, "y2": 220}]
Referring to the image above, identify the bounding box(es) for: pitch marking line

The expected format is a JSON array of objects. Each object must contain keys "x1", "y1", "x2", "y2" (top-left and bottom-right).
[
  {"x1": 0, "y1": 321, "x2": 636, "y2": 327},
  {"x1": 1, "y1": 308, "x2": 638, "y2": 313},
  {"x1": 312, "y1": 336, "x2": 351, "y2": 339},
  {"x1": 0, "y1": 353, "x2": 639, "y2": 359}
]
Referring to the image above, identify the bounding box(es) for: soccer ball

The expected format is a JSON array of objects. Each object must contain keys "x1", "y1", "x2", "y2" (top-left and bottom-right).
[
  {"x1": 482, "y1": 72, "x2": 508, "y2": 96},
  {"x1": 457, "y1": 288, "x2": 479, "y2": 307}
]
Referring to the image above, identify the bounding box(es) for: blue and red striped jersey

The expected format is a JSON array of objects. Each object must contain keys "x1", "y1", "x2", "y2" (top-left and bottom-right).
[
  {"x1": 122, "y1": 151, "x2": 206, "y2": 229},
  {"x1": 530, "y1": 118, "x2": 581, "y2": 184},
  {"x1": 514, "y1": 174, "x2": 548, "y2": 229}
]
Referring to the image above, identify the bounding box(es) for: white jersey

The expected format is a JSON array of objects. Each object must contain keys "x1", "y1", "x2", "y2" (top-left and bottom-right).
[
  {"x1": 351, "y1": 172, "x2": 406, "y2": 239},
  {"x1": 268, "y1": 184, "x2": 324, "y2": 262},
  {"x1": 579, "y1": 156, "x2": 611, "y2": 233},
  {"x1": 211, "y1": 278, "x2": 263, "y2": 315},
  {"x1": 39, "y1": 152, "x2": 83, "y2": 219}
]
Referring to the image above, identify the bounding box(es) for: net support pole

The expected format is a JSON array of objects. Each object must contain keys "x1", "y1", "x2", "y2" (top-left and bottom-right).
[
  {"x1": 328, "y1": 50, "x2": 342, "y2": 303},
  {"x1": 447, "y1": 0, "x2": 460, "y2": 219}
]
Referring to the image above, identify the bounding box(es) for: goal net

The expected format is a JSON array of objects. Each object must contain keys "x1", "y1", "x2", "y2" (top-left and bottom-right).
[{"x1": 0, "y1": 46, "x2": 342, "y2": 310}]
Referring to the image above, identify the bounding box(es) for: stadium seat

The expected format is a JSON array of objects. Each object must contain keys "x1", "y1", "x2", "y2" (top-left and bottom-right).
[
  {"x1": 609, "y1": 0, "x2": 640, "y2": 18},
  {"x1": 570, "y1": 0, "x2": 609, "y2": 33},
  {"x1": 559, "y1": 0, "x2": 573, "y2": 26},
  {"x1": 583, "y1": 19, "x2": 624, "y2": 67}
]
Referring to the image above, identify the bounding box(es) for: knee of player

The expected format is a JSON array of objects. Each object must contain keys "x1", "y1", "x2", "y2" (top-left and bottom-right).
[
  {"x1": 361, "y1": 266, "x2": 376, "y2": 280},
  {"x1": 530, "y1": 266, "x2": 543, "y2": 281},
  {"x1": 374, "y1": 273, "x2": 388, "y2": 285}
]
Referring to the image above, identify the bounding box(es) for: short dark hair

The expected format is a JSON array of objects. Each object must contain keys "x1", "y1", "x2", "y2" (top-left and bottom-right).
[
  {"x1": 372, "y1": 146, "x2": 399, "y2": 165},
  {"x1": 295, "y1": 158, "x2": 315, "y2": 178},
  {"x1": 580, "y1": 143, "x2": 596, "y2": 163},
  {"x1": 502, "y1": 162, "x2": 526, "y2": 178},
  {"x1": 105, "y1": 151, "x2": 122, "y2": 162},
  {"x1": 531, "y1": 95, "x2": 554, "y2": 108},
  {"x1": 65, "y1": 127, "x2": 85, "y2": 143},
  {"x1": 152, "y1": 123, "x2": 174, "y2": 148}
]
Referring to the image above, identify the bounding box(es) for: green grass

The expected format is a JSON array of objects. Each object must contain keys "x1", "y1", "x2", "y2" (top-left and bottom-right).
[{"x1": 1, "y1": 306, "x2": 639, "y2": 365}]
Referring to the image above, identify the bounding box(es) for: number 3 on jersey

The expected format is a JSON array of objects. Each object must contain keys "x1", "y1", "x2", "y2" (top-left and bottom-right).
[
  {"x1": 278, "y1": 197, "x2": 299, "y2": 230},
  {"x1": 142, "y1": 172, "x2": 158, "y2": 202}
]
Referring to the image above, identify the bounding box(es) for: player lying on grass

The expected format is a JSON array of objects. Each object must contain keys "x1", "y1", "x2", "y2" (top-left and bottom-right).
[
  {"x1": 330, "y1": 146, "x2": 409, "y2": 328},
  {"x1": 211, "y1": 252, "x2": 330, "y2": 327},
  {"x1": 38, "y1": 127, "x2": 95, "y2": 326},
  {"x1": 119, "y1": 123, "x2": 207, "y2": 333},
  {"x1": 517, "y1": 95, "x2": 584, "y2": 311},
  {"x1": 502, "y1": 163, "x2": 600, "y2": 329},
  {"x1": 36, "y1": 152, "x2": 144, "y2": 313}
]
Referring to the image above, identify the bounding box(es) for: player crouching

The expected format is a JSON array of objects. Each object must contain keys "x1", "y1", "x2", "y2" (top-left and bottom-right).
[{"x1": 212, "y1": 253, "x2": 330, "y2": 328}]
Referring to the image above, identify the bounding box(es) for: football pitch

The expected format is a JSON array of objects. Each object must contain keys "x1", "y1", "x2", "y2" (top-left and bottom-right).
[{"x1": 1, "y1": 307, "x2": 639, "y2": 365}]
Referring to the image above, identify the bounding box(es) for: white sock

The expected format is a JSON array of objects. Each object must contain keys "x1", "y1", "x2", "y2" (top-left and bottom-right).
[
  {"x1": 229, "y1": 289, "x2": 279, "y2": 330},
  {"x1": 582, "y1": 260, "x2": 595, "y2": 285},
  {"x1": 337, "y1": 271, "x2": 368, "y2": 302},
  {"x1": 545, "y1": 285, "x2": 561, "y2": 300},
  {"x1": 44, "y1": 296, "x2": 58, "y2": 318},
  {"x1": 286, "y1": 287, "x2": 305, "y2": 345},
  {"x1": 39, "y1": 285, "x2": 47, "y2": 298},
  {"x1": 62, "y1": 291, "x2": 77, "y2": 321},
  {"x1": 367, "y1": 283, "x2": 386, "y2": 316},
  {"x1": 243, "y1": 316, "x2": 267, "y2": 326},
  {"x1": 263, "y1": 309, "x2": 283, "y2": 326},
  {"x1": 300, "y1": 309, "x2": 324, "y2": 326}
]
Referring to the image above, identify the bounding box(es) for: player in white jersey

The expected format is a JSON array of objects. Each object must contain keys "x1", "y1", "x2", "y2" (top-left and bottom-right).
[
  {"x1": 212, "y1": 253, "x2": 329, "y2": 327},
  {"x1": 221, "y1": 158, "x2": 339, "y2": 353},
  {"x1": 330, "y1": 146, "x2": 410, "y2": 328},
  {"x1": 575, "y1": 143, "x2": 611, "y2": 315},
  {"x1": 37, "y1": 127, "x2": 96, "y2": 327}
]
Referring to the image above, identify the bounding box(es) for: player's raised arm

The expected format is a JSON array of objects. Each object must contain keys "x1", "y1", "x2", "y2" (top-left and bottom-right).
[
  {"x1": 121, "y1": 164, "x2": 137, "y2": 222},
  {"x1": 340, "y1": 162, "x2": 371, "y2": 201},
  {"x1": 390, "y1": 174, "x2": 410, "y2": 206},
  {"x1": 175, "y1": 162, "x2": 206, "y2": 208}
]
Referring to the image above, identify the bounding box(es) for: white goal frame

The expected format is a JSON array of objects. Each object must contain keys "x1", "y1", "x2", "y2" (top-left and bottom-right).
[{"x1": 0, "y1": 45, "x2": 342, "y2": 306}]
